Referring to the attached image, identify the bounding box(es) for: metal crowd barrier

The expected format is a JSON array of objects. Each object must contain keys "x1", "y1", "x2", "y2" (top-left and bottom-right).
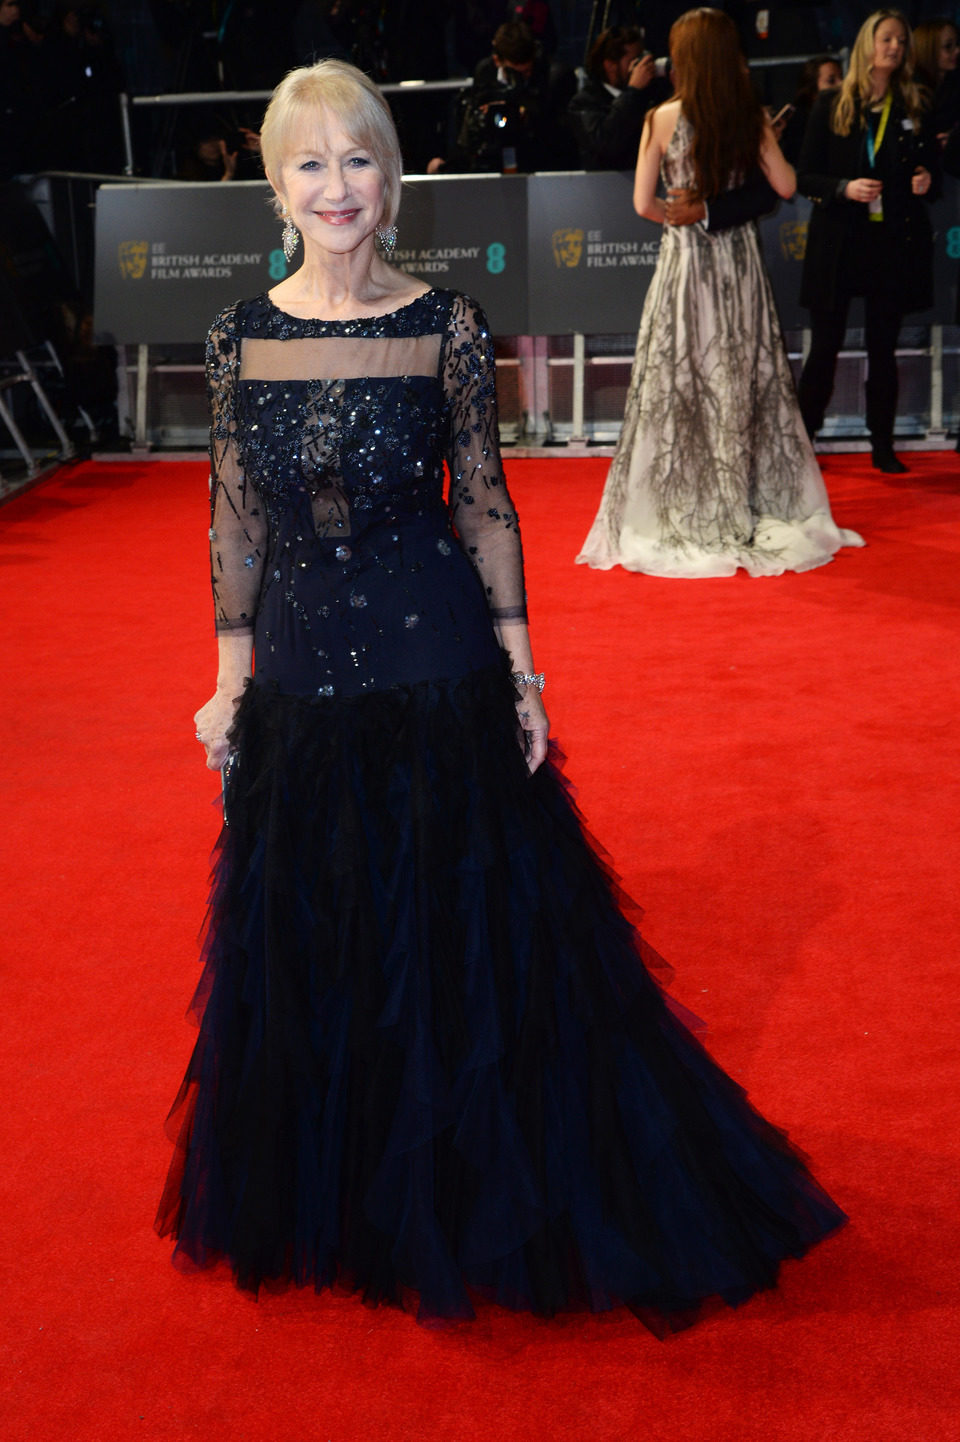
[
  {"x1": 116, "y1": 331, "x2": 955, "y2": 453},
  {"x1": 91, "y1": 163, "x2": 957, "y2": 448}
]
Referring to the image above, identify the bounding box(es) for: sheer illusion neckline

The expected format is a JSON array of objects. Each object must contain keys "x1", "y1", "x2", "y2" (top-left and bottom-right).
[{"x1": 263, "y1": 288, "x2": 438, "y2": 326}]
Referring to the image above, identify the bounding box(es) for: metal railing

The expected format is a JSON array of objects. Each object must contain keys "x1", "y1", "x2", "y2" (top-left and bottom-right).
[
  {"x1": 117, "y1": 49, "x2": 849, "y2": 177},
  {"x1": 119, "y1": 77, "x2": 470, "y2": 177},
  {"x1": 0, "y1": 344, "x2": 75, "y2": 491},
  {"x1": 120, "y1": 329, "x2": 953, "y2": 451}
]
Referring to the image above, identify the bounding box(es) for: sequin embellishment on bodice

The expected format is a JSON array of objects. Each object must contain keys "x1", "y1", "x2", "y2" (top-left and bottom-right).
[{"x1": 205, "y1": 289, "x2": 528, "y2": 696}]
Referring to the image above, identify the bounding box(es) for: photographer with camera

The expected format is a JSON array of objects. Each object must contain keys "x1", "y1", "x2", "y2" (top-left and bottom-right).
[
  {"x1": 177, "y1": 121, "x2": 262, "y2": 182},
  {"x1": 427, "y1": 20, "x2": 570, "y2": 175},
  {"x1": 568, "y1": 24, "x2": 671, "y2": 171}
]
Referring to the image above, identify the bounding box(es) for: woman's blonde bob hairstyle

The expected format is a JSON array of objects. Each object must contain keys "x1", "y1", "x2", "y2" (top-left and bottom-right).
[
  {"x1": 832, "y1": 9, "x2": 924, "y2": 135},
  {"x1": 260, "y1": 59, "x2": 402, "y2": 226}
]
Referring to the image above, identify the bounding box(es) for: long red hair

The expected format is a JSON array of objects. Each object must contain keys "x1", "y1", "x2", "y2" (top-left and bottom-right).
[{"x1": 668, "y1": 8, "x2": 765, "y2": 200}]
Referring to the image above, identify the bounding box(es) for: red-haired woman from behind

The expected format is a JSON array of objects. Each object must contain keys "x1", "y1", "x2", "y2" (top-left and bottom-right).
[{"x1": 578, "y1": 7, "x2": 862, "y2": 578}]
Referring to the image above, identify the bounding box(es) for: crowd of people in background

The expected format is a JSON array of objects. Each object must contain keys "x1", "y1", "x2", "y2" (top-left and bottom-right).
[
  {"x1": 0, "y1": 1, "x2": 125, "y2": 176},
  {"x1": 4, "y1": 2, "x2": 960, "y2": 180},
  {"x1": 4, "y1": 4, "x2": 960, "y2": 453}
]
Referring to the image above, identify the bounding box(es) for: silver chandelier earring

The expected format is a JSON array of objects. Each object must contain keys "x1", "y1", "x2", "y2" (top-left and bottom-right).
[
  {"x1": 375, "y1": 223, "x2": 398, "y2": 256},
  {"x1": 281, "y1": 208, "x2": 300, "y2": 262}
]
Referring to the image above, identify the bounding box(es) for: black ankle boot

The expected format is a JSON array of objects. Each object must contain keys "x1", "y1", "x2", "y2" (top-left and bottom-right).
[{"x1": 871, "y1": 441, "x2": 908, "y2": 474}]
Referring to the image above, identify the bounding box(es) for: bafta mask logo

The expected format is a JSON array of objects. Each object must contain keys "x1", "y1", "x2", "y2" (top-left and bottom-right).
[
  {"x1": 779, "y1": 221, "x2": 807, "y2": 262},
  {"x1": 118, "y1": 241, "x2": 148, "y2": 280},
  {"x1": 552, "y1": 227, "x2": 584, "y2": 268}
]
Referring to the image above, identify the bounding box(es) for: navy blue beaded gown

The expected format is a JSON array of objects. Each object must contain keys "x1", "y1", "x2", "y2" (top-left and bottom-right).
[{"x1": 156, "y1": 288, "x2": 845, "y2": 1332}]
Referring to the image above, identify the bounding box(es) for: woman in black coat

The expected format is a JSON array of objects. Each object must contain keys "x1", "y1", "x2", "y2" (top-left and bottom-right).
[{"x1": 796, "y1": 9, "x2": 936, "y2": 473}]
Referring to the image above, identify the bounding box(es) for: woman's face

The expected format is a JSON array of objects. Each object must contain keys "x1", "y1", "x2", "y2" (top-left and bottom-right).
[
  {"x1": 0, "y1": 0, "x2": 20, "y2": 28},
  {"x1": 273, "y1": 111, "x2": 386, "y2": 258},
  {"x1": 938, "y1": 26, "x2": 959, "y2": 73},
  {"x1": 817, "y1": 60, "x2": 843, "y2": 91},
  {"x1": 871, "y1": 18, "x2": 907, "y2": 77}
]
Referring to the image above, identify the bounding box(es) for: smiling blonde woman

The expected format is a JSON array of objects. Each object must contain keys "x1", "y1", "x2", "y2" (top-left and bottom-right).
[{"x1": 157, "y1": 57, "x2": 846, "y2": 1331}]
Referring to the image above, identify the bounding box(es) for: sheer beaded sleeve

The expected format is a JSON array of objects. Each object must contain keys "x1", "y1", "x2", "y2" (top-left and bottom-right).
[
  {"x1": 442, "y1": 294, "x2": 527, "y2": 623},
  {"x1": 206, "y1": 306, "x2": 266, "y2": 635}
]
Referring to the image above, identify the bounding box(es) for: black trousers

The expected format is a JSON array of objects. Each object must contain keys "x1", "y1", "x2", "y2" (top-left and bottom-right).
[{"x1": 797, "y1": 288, "x2": 904, "y2": 443}]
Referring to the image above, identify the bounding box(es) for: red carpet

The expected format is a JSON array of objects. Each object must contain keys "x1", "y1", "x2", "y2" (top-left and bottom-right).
[{"x1": 2, "y1": 453, "x2": 958, "y2": 1441}]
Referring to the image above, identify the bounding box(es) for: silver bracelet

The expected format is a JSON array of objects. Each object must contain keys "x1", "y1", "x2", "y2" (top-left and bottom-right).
[{"x1": 511, "y1": 671, "x2": 545, "y2": 692}]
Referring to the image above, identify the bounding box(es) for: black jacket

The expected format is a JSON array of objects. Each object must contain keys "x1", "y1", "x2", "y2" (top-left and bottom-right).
[
  {"x1": 567, "y1": 75, "x2": 669, "y2": 171},
  {"x1": 797, "y1": 88, "x2": 937, "y2": 313},
  {"x1": 704, "y1": 169, "x2": 780, "y2": 232}
]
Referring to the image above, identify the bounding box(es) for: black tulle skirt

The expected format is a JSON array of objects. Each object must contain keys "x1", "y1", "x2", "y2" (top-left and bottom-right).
[{"x1": 156, "y1": 662, "x2": 846, "y2": 1333}]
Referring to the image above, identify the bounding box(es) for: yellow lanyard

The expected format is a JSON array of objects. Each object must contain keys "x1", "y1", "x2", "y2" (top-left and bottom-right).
[{"x1": 866, "y1": 90, "x2": 892, "y2": 167}]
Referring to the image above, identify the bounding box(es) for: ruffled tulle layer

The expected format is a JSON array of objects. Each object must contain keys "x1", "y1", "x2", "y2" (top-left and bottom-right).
[{"x1": 157, "y1": 663, "x2": 845, "y2": 1332}]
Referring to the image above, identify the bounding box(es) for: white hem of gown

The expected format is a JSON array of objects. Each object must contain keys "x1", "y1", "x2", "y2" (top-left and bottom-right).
[{"x1": 577, "y1": 509, "x2": 865, "y2": 579}]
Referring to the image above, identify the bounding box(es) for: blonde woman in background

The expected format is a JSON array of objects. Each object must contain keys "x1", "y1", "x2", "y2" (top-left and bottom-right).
[{"x1": 796, "y1": 9, "x2": 936, "y2": 473}]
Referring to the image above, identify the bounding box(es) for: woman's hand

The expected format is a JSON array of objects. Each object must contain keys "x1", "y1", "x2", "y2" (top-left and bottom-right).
[
  {"x1": 845, "y1": 177, "x2": 883, "y2": 203},
  {"x1": 515, "y1": 688, "x2": 549, "y2": 775},
  {"x1": 194, "y1": 688, "x2": 240, "y2": 770},
  {"x1": 766, "y1": 102, "x2": 794, "y2": 139},
  {"x1": 912, "y1": 165, "x2": 932, "y2": 195}
]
